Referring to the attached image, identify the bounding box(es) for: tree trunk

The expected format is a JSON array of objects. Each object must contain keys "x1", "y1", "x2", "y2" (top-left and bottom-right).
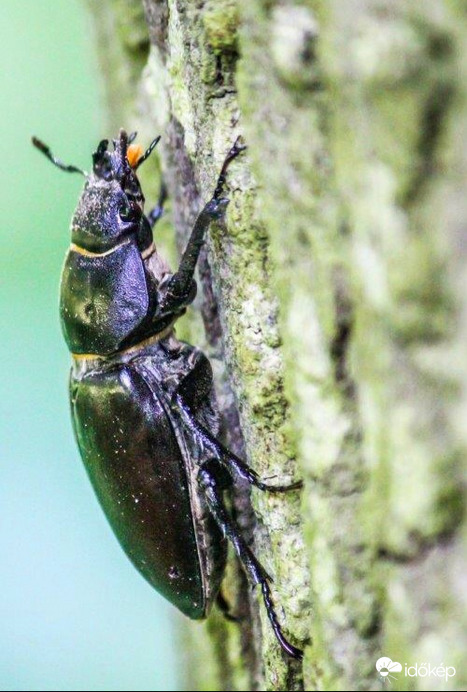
[{"x1": 86, "y1": 1, "x2": 466, "y2": 690}]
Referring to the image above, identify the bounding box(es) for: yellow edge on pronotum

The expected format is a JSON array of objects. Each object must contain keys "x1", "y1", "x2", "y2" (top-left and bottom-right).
[{"x1": 69, "y1": 241, "x2": 156, "y2": 260}]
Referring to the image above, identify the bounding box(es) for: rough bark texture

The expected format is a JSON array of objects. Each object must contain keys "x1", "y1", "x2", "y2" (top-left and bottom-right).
[{"x1": 86, "y1": 1, "x2": 466, "y2": 690}]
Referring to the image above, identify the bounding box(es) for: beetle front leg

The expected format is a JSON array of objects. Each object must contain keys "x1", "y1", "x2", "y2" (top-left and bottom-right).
[
  {"x1": 198, "y1": 460, "x2": 303, "y2": 661},
  {"x1": 175, "y1": 393, "x2": 302, "y2": 493},
  {"x1": 160, "y1": 138, "x2": 245, "y2": 313},
  {"x1": 162, "y1": 197, "x2": 229, "y2": 305}
]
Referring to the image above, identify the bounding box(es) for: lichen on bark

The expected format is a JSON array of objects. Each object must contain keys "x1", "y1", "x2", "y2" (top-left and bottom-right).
[{"x1": 86, "y1": 1, "x2": 467, "y2": 690}]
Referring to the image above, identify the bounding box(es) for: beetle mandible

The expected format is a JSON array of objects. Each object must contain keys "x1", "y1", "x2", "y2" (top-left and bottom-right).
[{"x1": 32, "y1": 129, "x2": 303, "y2": 660}]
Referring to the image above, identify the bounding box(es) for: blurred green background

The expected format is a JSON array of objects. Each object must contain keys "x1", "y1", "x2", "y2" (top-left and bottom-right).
[{"x1": 0, "y1": 2, "x2": 178, "y2": 689}]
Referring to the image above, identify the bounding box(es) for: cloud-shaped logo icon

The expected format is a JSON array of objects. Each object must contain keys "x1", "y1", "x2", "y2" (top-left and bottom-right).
[{"x1": 376, "y1": 657, "x2": 402, "y2": 679}]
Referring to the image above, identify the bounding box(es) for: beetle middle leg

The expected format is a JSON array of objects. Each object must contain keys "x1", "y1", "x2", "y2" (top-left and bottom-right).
[
  {"x1": 197, "y1": 460, "x2": 303, "y2": 660},
  {"x1": 147, "y1": 180, "x2": 168, "y2": 228},
  {"x1": 175, "y1": 392, "x2": 302, "y2": 493}
]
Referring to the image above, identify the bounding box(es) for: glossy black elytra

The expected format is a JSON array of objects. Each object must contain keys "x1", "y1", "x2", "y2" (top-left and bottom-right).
[{"x1": 32, "y1": 129, "x2": 303, "y2": 660}]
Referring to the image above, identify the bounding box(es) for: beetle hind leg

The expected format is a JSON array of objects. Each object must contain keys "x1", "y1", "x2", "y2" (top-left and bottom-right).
[{"x1": 198, "y1": 460, "x2": 303, "y2": 661}]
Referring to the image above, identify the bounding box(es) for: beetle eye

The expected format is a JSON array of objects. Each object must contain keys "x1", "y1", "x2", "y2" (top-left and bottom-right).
[{"x1": 119, "y1": 201, "x2": 132, "y2": 221}]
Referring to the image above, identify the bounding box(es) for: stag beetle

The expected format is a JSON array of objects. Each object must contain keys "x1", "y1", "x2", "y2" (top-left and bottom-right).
[{"x1": 32, "y1": 130, "x2": 303, "y2": 660}]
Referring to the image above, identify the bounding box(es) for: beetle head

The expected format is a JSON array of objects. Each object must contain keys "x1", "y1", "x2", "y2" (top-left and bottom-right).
[
  {"x1": 73, "y1": 129, "x2": 160, "y2": 252},
  {"x1": 32, "y1": 129, "x2": 160, "y2": 253},
  {"x1": 91, "y1": 129, "x2": 146, "y2": 205}
]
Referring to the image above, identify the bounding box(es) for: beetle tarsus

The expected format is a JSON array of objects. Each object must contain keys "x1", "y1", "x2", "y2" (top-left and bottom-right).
[
  {"x1": 198, "y1": 460, "x2": 303, "y2": 660},
  {"x1": 261, "y1": 581, "x2": 304, "y2": 661},
  {"x1": 213, "y1": 135, "x2": 246, "y2": 200}
]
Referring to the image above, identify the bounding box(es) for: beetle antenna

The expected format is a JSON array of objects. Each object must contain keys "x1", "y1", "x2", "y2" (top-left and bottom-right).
[
  {"x1": 128, "y1": 131, "x2": 138, "y2": 144},
  {"x1": 32, "y1": 136, "x2": 87, "y2": 176},
  {"x1": 134, "y1": 135, "x2": 161, "y2": 169}
]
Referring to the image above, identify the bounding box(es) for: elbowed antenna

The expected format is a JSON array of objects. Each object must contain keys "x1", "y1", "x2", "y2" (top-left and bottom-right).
[{"x1": 31, "y1": 136, "x2": 87, "y2": 176}]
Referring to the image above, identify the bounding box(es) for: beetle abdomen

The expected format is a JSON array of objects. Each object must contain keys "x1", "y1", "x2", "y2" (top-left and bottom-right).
[
  {"x1": 60, "y1": 242, "x2": 150, "y2": 356},
  {"x1": 70, "y1": 362, "x2": 206, "y2": 618}
]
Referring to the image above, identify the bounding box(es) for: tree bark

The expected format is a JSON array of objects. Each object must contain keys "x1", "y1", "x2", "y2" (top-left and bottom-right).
[{"x1": 86, "y1": 1, "x2": 466, "y2": 690}]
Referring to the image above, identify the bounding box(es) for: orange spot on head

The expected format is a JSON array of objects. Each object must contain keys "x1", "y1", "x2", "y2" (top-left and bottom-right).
[{"x1": 127, "y1": 144, "x2": 143, "y2": 168}]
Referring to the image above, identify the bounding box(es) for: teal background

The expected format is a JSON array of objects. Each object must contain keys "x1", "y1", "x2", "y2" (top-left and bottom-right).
[{"x1": 0, "y1": 2, "x2": 179, "y2": 690}]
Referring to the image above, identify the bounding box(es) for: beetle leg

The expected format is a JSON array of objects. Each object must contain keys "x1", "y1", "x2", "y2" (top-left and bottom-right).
[
  {"x1": 161, "y1": 139, "x2": 245, "y2": 310},
  {"x1": 212, "y1": 136, "x2": 246, "y2": 201},
  {"x1": 198, "y1": 460, "x2": 303, "y2": 661},
  {"x1": 163, "y1": 197, "x2": 229, "y2": 303},
  {"x1": 175, "y1": 393, "x2": 302, "y2": 493},
  {"x1": 147, "y1": 180, "x2": 168, "y2": 229}
]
